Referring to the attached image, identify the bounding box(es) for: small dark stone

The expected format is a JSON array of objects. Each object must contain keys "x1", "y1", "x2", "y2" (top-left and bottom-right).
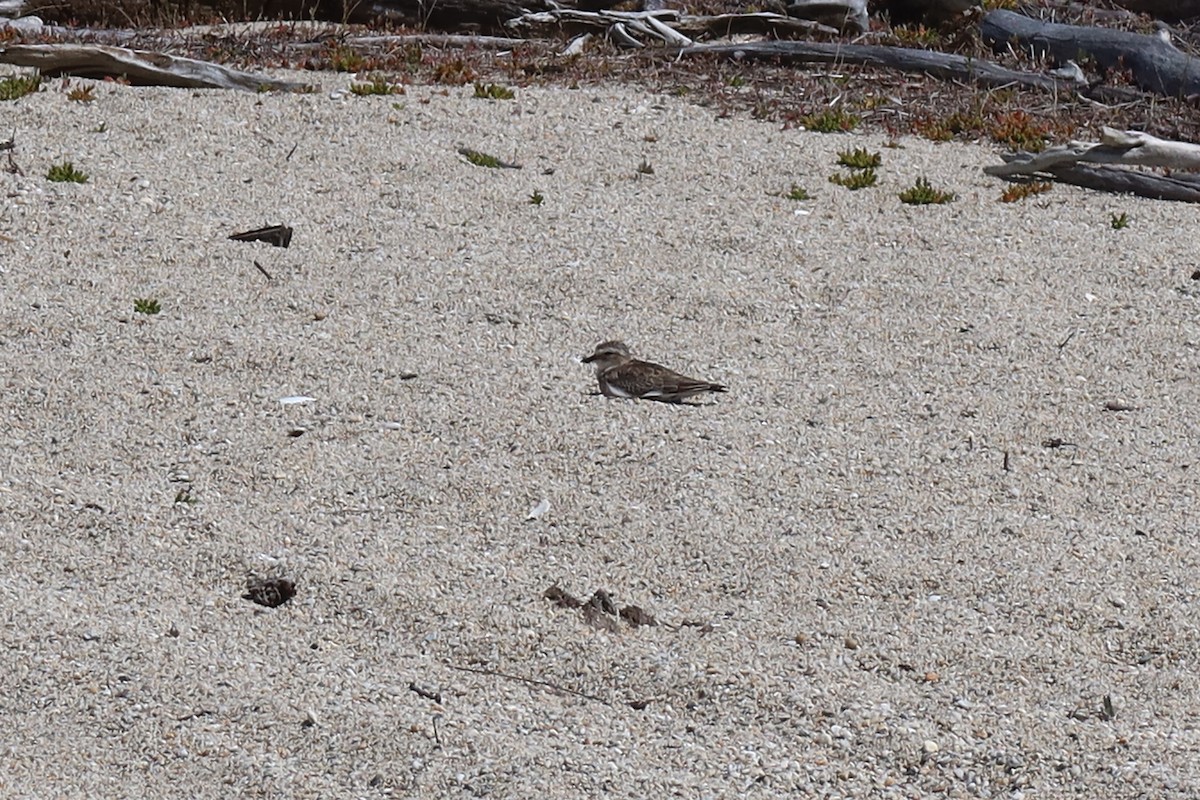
[
  {"x1": 583, "y1": 603, "x2": 620, "y2": 632},
  {"x1": 620, "y1": 605, "x2": 658, "y2": 628},
  {"x1": 588, "y1": 589, "x2": 617, "y2": 616},
  {"x1": 544, "y1": 585, "x2": 583, "y2": 609},
  {"x1": 229, "y1": 224, "x2": 293, "y2": 248},
  {"x1": 244, "y1": 576, "x2": 296, "y2": 608}
]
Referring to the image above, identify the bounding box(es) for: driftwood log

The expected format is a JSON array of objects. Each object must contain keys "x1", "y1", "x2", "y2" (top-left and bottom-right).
[
  {"x1": 785, "y1": 0, "x2": 867, "y2": 34},
  {"x1": 0, "y1": 43, "x2": 305, "y2": 90},
  {"x1": 676, "y1": 12, "x2": 840, "y2": 40},
  {"x1": 508, "y1": 9, "x2": 697, "y2": 46},
  {"x1": 981, "y1": 9, "x2": 1200, "y2": 99},
  {"x1": 506, "y1": 8, "x2": 844, "y2": 43},
  {"x1": 361, "y1": 0, "x2": 869, "y2": 33},
  {"x1": 986, "y1": 127, "x2": 1200, "y2": 202},
  {"x1": 676, "y1": 39, "x2": 1083, "y2": 94}
]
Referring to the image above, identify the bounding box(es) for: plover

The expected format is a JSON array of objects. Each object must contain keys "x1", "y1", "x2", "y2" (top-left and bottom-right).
[{"x1": 581, "y1": 340, "x2": 727, "y2": 404}]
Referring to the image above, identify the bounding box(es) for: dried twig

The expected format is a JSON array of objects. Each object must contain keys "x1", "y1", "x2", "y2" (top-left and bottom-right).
[
  {"x1": 3, "y1": 130, "x2": 21, "y2": 176},
  {"x1": 409, "y1": 681, "x2": 443, "y2": 703},
  {"x1": 448, "y1": 663, "x2": 610, "y2": 705}
]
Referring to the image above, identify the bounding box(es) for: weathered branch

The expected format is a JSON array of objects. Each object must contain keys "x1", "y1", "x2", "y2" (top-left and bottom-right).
[
  {"x1": 985, "y1": 127, "x2": 1200, "y2": 202},
  {"x1": 676, "y1": 40, "x2": 1083, "y2": 93},
  {"x1": 361, "y1": 0, "x2": 867, "y2": 34},
  {"x1": 1027, "y1": 166, "x2": 1200, "y2": 202},
  {"x1": 0, "y1": 43, "x2": 304, "y2": 90},
  {"x1": 785, "y1": 0, "x2": 868, "y2": 35},
  {"x1": 989, "y1": 128, "x2": 1200, "y2": 174},
  {"x1": 981, "y1": 9, "x2": 1200, "y2": 98},
  {"x1": 674, "y1": 12, "x2": 839, "y2": 40},
  {"x1": 506, "y1": 8, "x2": 842, "y2": 42},
  {"x1": 296, "y1": 32, "x2": 529, "y2": 49}
]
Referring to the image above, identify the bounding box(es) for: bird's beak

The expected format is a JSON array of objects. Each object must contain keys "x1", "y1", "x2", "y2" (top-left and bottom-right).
[{"x1": 581, "y1": 353, "x2": 597, "y2": 363}]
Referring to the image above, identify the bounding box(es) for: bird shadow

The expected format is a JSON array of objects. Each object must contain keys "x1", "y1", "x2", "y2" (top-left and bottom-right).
[{"x1": 586, "y1": 391, "x2": 719, "y2": 407}]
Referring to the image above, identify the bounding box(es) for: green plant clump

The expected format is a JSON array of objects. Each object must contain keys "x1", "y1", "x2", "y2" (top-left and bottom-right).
[
  {"x1": 350, "y1": 75, "x2": 404, "y2": 96},
  {"x1": 1000, "y1": 181, "x2": 1052, "y2": 203},
  {"x1": 327, "y1": 44, "x2": 366, "y2": 73},
  {"x1": 800, "y1": 109, "x2": 860, "y2": 133},
  {"x1": 0, "y1": 73, "x2": 41, "y2": 101},
  {"x1": 47, "y1": 162, "x2": 89, "y2": 183},
  {"x1": 829, "y1": 168, "x2": 878, "y2": 190},
  {"x1": 837, "y1": 147, "x2": 882, "y2": 170},
  {"x1": 899, "y1": 177, "x2": 955, "y2": 205},
  {"x1": 473, "y1": 82, "x2": 515, "y2": 100},
  {"x1": 785, "y1": 184, "x2": 812, "y2": 201},
  {"x1": 1110, "y1": 212, "x2": 1130, "y2": 230},
  {"x1": 461, "y1": 148, "x2": 502, "y2": 168},
  {"x1": 134, "y1": 298, "x2": 162, "y2": 315},
  {"x1": 529, "y1": 190, "x2": 544, "y2": 205},
  {"x1": 67, "y1": 84, "x2": 96, "y2": 103},
  {"x1": 891, "y1": 24, "x2": 940, "y2": 47}
]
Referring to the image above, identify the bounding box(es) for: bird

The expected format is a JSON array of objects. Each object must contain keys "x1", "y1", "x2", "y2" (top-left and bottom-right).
[{"x1": 581, "y1": 340, "x2": 727, "y2": 404}]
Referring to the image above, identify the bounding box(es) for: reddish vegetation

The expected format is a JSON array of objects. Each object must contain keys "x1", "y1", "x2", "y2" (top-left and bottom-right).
[{"x1": 13, "y1": 1, "x2": 1200, "y2": 147}]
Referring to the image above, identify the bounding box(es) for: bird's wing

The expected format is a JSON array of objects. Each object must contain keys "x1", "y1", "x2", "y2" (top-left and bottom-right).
[{"x1": 612, "y1": 361, "x2": 724, "y2": 400}]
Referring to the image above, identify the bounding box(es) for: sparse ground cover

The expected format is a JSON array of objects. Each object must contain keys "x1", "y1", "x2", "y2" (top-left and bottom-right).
[{"x1": 8, "y1": 2, "x2": 1200, "y2": 149}]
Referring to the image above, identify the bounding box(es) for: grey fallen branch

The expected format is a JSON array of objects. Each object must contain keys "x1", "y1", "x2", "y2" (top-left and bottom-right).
[
  {"x1": 0, "y1": 43, "x2": 304, "y2": 91},
  {"x1": 674, "y1": 12, "x2": 839, "y2": 40},
  {"x1": 787, "y1": 0, "x2": 868, "y2": 35},
  {"x1": 607, "y1": 21, "x2": 647, "y2": 49},
  {"x1": 981, "y1": 9, "x2": 1200, "y2": 99},
  {"x1": 676, "y1": 40, "x2": 1082, "y2": 93},
  {"x1": 986, "y1": 127, "x2": 1200, "y2": 203},
  {"x1": 507, "y1": 9, "x2": 683, "y2": 43},
  {"x1": 505, "y1": 9, "x2": 841, "y2": 44},
  {"x1": 286, "y1": 32, "x2": 529, "y2": 51}
]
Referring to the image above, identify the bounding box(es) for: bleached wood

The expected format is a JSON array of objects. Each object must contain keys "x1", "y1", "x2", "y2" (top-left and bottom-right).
[
  {"x1": 985, "y1": 127, "x2": 1200, "y2": 202},
  {"x1": 786, "y1": 0, "x2": 867, "y2": 34},
  {"x1": 339, "y1": 33, "x2": 527, "y2": 48},
  {"x1": 987, "y1": 127, "x2": 1200, "y2": 175},
  {"x1": 607, "y1": 22, "x2": 644, "y2": 48},
  {"x1": 506, "y1": 7, "x2": 678, "y2": 33},
  {"x1": 0, "y1": 43, "x2": 304, "y2": 91},
  {"x1": 674, "y1": 13, "x2": 838, "y2": 39},
  {"x1": 561, "y1": 33, "x2": 591, "y2": 56},
  {"x1": 506, "y1": 8, "x2": 842, "y2": 41},
  {"x1": 643, "y1": 15, "x2": 693, "y2": 48}
]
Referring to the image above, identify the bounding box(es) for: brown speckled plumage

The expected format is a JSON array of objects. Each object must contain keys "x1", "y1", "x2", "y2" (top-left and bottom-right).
[{"x1": 581, "y1": 340, "x2": 727, "y2": 403}]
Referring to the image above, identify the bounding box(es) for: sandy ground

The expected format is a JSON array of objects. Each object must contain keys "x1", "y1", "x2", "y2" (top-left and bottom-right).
[{"x1": 2, "y1": 68, "x2": 1200, "y2": 797}]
